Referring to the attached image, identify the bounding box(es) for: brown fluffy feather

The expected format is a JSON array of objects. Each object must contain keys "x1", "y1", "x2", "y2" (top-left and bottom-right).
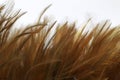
[{"x1": 0, "y1": 3, "x2": 120, "y2": 80}]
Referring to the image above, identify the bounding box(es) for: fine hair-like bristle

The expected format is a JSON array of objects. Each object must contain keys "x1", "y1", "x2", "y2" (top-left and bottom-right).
[{"x1": 0, "y1": 3, "x2": 120, "y2": 80}]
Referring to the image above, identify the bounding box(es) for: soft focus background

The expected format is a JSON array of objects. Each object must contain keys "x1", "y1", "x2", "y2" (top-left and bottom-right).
[{"x1": 0, "y1": 0, "x2": 120, "y2": 27}]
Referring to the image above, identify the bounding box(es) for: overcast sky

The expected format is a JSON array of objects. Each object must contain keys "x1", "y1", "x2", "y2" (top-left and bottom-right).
[{"x1": 0, "y1": 0, "x2": 120, "y2": 27}]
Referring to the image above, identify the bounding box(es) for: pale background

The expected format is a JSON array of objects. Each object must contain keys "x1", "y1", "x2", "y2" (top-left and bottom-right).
[{"x1": 0, "y1": 0, "x2": 120, "y2": 27}]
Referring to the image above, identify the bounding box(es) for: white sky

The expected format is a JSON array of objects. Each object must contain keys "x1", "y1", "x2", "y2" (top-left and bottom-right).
[{"x1": 0, "y1": 0, "x2": 120, "y2": 27}]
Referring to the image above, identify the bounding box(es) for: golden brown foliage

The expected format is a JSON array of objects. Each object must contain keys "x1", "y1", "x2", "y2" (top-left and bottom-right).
[{"x1": 0, "y1": 4, "x2": 120, "y2": 80}]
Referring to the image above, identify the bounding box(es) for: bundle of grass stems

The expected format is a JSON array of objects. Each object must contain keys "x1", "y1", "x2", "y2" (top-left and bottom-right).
[{"x1": 0, "y1": 3, "x2": 120, "y2": 80}]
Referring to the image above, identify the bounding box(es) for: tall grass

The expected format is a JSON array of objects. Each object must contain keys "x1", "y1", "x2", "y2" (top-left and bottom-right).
[{"x1": 0, "y1": 3, "x2": 120, "y2": 80}]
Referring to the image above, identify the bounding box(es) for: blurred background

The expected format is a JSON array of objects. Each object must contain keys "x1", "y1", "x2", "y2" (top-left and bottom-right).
[{"x1": 0, "y1": 0, "x2": 120, "y2": 28}]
